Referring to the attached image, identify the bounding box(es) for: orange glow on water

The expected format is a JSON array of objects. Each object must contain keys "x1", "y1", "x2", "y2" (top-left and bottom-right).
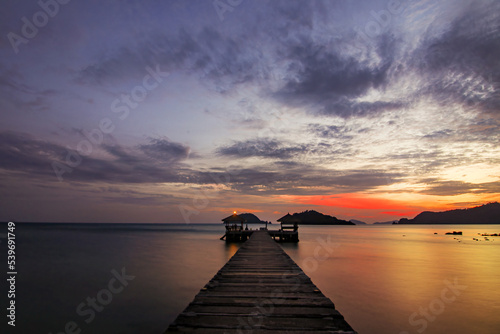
[{"x1": 286, "y1": 225, "x2": 500, "y2": 334}]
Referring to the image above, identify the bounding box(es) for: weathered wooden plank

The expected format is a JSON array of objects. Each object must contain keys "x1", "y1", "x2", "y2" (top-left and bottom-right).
[
  {"x1": 171, "y1": 314, "x2": 350, "y2": 330},
  {"x1": 190, "y1": 297, "x2": 336, "y2": 307},
  {"x1": 165, "y1": 231, "x2": 356, "y2": 333},
  {"x1": 185, "y1": 305, "x2": 342, "y2": 316}
]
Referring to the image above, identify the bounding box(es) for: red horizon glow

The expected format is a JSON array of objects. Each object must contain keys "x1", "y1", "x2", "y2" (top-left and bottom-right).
[{"x1": 277, "y1": 193, "x2": 453, "y2": 222}]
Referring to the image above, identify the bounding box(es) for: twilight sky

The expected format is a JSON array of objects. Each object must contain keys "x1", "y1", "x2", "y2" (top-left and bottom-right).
[{"x1": 1, "y1": 0, "x2": 499, "y2": 223}]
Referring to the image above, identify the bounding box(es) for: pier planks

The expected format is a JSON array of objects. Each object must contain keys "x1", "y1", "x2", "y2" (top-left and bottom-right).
[{"x1": 165, "y1": 231, "x2": 356, "y2": 333}]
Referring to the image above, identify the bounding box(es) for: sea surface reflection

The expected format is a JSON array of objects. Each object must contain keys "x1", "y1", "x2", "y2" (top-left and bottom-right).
[
  {"x1": 283, "y1": 225, "x2": 500, "y2": 334},
  {"x1": 11, "y1": 223, "x2": 500, "y2": 334}
]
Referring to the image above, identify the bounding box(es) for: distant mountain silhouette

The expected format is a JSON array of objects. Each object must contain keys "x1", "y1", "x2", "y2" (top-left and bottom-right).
[
  {"x1": 290, "y1": 210, "x2": 354, "y2": 225},
  {"x1": 350, "y1": 219, "x2": 367, "y2": 225},
  {"x1": 398, "y1": 202, "x2": 500, "y2": 224},
  {"x1": 238, "y1": 213, "x2": 266, "y2": 224}
]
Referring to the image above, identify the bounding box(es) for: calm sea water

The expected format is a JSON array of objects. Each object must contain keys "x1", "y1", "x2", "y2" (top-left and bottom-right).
[{"x1": 1, "y1": 223, "x2": 499, "y2": 334}]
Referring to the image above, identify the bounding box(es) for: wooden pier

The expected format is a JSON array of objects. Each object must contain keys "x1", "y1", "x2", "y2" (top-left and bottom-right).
[
  {"x1": 220, "y1": 212, "x2": 299, "y2": 242},
  {"x1": 165, "y1": 231, "x2": 356, "y2": 333},
  {"x1": 220, "y1": 229, "x2": 299, "y2": 243}
]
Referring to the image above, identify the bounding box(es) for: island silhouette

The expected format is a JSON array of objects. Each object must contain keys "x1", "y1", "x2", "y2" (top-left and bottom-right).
[
  {"x1": 232, "y1": 210, "x2": 355, "y2": 225},
  {"x1": 398, "y1": 202, "x2": 500, "y2": 224}
]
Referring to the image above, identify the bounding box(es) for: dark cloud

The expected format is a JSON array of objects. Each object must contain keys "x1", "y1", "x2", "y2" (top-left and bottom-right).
[
  {"x1": 423, "y1": 129, "x2": 454, "y2": 139},
  {"x1": 0, "y1": 67, "x2": 33, "y2": 94},
  {"x1": 217, "y1": 138, "x2": 305, "y2": 159},
  {"x1": 77, "y1": 27, "x2": 219, "y2": 85},
  {"x1": 65, "y1": 148, "x2": 188, "y2": 184},
  {"x1": 0, "y1": 132, "x2": 67, "y2": 174},
  {"x1": 277, "y1": 48, "x2": 387, "y2": 98},
  {"x1": 76, "y1": 26, "x2": 266, "y2": 92},
  {"x1": 0, "y1": 132, "x2": 189, "y2": 184},
  {"x1": 267, "y1": 1, "x2": 499, "y2": 119},
  {"x1": 195, "y1": 164, "x2": 402, "y2": 195},
  {"x1": 321, "y1": 99, "x2": 404, "y2": 118},
  {"x1": 196, "y1": 168, "x2": 279, "y2": 187},
  {"x1": 272, "y1": 32, "x2": 399, "y2": 117},
  {"x1": 73, "y1": 2, "x2": 410, "y2": 120},
  {"x1": 465, "y1": 117, "x2": 500, "y2": 143},
  {"x1": 77, "y1": 47, "x2": 149, "y2": 85},
  {"x1": 0, "y1": 66, "x2": 58, "y2": 112},
  {"x1": 75, "y1": 1, "x2": 399, "y2": 112},
  {"x1": 410, "y1": 1, "x2": 500, "y2": 114},
  {"x1": 308, "y1": 123, "x2": 353, "y2": 140},
  {"x1": 420, "y1": 179, "x2": 500, "y2": 196},
  {"x1": 217, "y1": 135, "x2": 356, "y2": 168},
  {"x1": 139, "y1": 137, "x2": 191, "y2": 163},
  {"x1": 322, "y1": 170, "x2": 401, "y2": 189},
  {"x1": 0, "y1": 131, "x2": 404, "y2": 195},
  {"x1": 102, "y1": 144, "x2": 143, "y2": 164},
  {"x1": 376, "y1": 148, "x2": 474, "y2": 176}
]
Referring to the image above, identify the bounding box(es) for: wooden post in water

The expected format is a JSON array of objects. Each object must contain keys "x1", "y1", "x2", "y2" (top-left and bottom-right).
[{"x1": 165, "y1": 231, "x2": 356, "y2": 333}]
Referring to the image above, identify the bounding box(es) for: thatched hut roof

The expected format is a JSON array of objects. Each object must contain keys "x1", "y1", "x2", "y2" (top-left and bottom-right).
[
  {"x1": 277, "y1": 213, "x2": 300, "y2": 223},
  {"x1": 222, "y1": 213, "x2": 246, "y2": 223}
]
